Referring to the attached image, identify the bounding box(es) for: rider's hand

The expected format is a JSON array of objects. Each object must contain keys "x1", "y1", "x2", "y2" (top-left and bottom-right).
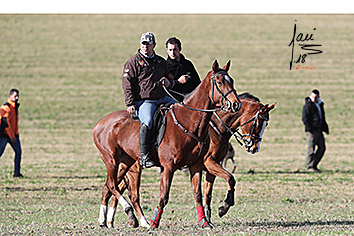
[
  {"x1": 10, "y1": 137, "x2": 17, "y2": 144},
  {"x1": 161, "y1": 77, "x2": 171, "y2": 88},
  {"x1": 127, "y1": 105, "x2": 136, "y2": 114},
  {"x1": 178, "y1": 75, "x2": 190, "y2": 84}
]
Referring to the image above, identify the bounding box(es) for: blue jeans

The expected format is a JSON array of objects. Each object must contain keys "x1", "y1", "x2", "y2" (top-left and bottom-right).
[
  {"x1": 0, "y1": 136, "x2": 22, "y2": 174},
  {"x1": 135, "y1": 96, "x2": 177, "y2": 129}
]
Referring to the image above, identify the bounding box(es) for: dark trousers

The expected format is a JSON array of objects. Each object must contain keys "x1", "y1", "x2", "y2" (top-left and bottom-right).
[
  {"x1": 0, "y1": 136, "x2": 22, "y2": 174},
  {"x1": 305, "y1": 131, "x2": 326, "y2": 169}
]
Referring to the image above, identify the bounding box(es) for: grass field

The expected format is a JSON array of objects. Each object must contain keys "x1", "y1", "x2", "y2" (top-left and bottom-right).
[{"x1": 0, "y1": 14, "x2": 353, "y2": 235}]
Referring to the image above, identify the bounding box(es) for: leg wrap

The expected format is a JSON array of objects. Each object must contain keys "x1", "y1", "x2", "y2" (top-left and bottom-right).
[
  {"x1": 225, "y1": 189, "x2": 235, "y2": 206},
  {"x1": 196, "y1": 206, "x2": 209, "y2": 228},
  {"x1": 150, "y1": 206, "x2": 163, "y2": 229}
]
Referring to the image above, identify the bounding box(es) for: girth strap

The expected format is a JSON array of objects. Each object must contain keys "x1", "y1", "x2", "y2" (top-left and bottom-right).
[{"x1": 170, "y1": 108, "x2": 209, "y2": 158}]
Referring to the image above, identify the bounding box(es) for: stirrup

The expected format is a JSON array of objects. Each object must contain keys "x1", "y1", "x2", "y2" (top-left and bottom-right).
[{"x1": 140, "y1": 153, "x2": 156, "y2": 169}]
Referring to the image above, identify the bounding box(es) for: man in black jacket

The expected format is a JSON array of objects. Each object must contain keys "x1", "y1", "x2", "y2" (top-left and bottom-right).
[
  {"x1": 302, "y1": 89, "x2": 329, "y2": 172},
  {"x1": 165, "y1": 37, "x2": 201, "y2": 101}
]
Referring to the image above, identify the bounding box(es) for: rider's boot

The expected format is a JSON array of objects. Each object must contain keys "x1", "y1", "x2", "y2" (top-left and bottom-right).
[{"x1": 139, "y1": 124, "x2": 156, "y2": 169}]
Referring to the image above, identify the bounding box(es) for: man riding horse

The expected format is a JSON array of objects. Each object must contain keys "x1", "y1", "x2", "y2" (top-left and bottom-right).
[{"x1": 122, "y1": 32, "x2": 189, "y2": 169}]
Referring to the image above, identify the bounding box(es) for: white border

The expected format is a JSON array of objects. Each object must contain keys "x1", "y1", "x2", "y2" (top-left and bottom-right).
[{"x1": 1, "y1": 0, "x2": 352, "y2": 14}]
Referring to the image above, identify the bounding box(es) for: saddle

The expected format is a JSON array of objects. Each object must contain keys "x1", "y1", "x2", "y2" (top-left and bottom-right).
[{"x1": 132, "y1": 103, "x2": 173, "y2": 157}]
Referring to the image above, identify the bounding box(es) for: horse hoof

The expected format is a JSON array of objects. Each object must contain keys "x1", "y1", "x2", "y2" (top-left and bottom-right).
[
  {"x1": 98, "y1": 222, "x2": 107, "y2": 228},
  {"x1": 127, "y1": 218, "x2": 139, "y2": 228},
  {"x1": 125, "y1": 208, "x2": 139, "y2": 228},
  {"x1": 150, "y1": 223, "x2": 159, "y2": 229},
  {"x1": 140, "y1": 217, "x2": 151, "y2": 228},
  {"x1": 201, "y1": 223, "x2": 213, "y2": 230},
  {"x1": 218, "y1": 205, "x2": 230, "y2": 218},
  {"x1": 107, "y1": 221, "x2": 114, "y2": 229}
]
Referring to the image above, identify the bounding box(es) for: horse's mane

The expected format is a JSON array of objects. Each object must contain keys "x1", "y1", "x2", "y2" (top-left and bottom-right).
[{"x1": 238, "y1": 92, "x2": 260, "y2": 103}]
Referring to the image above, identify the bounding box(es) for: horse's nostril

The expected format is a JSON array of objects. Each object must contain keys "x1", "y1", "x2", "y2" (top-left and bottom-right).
[
  {"x1": 233, "y1": 101, "x2": 241, "y2": 111},
  {"x1": 232, "y1": 102, "x2": 238, "y2": 111},
  {"x1": 225, "y1": 101, "x2": 231, "y2": 110}
]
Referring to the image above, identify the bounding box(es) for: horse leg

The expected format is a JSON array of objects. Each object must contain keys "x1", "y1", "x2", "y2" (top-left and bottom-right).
[
  {"x1": 98, "y1": 180, "x2": 112, "y2": 227},
  {"x1": 203, "y1": 156, "x2": 236, "y2": 218},
  {"x1": 150, "y1": 164, "x2": 174, "y2": 229},
  {"x1": 203, "y1": 171, "x2": 216, "y2": 223},
  {"x1": 107, "y1": 170, "x2": 138, "y2": 229},
  {"x1": 189, "y1": 162, "x2": 212, "y2": 229},
  {"x1": 101, "y1": 148, "x2": 135, "y2": 229},
  {"x1": 226, "y1": 143, "x2": 237, "y2": 173},
  {"x1": 107, "y1": 195, "x2": 117, "y2": 229},
  {"x1": 126, "y1": 162, "x2": 150, "y2": 228}
]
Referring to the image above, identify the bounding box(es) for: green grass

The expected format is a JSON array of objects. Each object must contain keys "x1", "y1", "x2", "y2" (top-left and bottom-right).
[{"x1": 0, "y1": 14, "x2": 354, "y2": 235}]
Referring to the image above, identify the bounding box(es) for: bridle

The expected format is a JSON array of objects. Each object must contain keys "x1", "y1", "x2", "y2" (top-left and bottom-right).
[
  {"x1": 240, "y1": 105, "x2": 269, "y2": 149},
  {"x1": 212, "y1": 104, "x2": 269, "y2": 149},
  {"x1": 210, "y1": 71, "x2": 242, "y2": 112},
  {"x1": 161, "y1": 71, "x2": 241, "y2": 113}
]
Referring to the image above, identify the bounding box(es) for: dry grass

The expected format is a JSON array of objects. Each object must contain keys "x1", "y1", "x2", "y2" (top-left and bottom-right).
[{"x1": 0, "y1": 14, "x2": 353, "y2": 235}]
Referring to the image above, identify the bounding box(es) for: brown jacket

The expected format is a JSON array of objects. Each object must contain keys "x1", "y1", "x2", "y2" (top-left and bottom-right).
[
  {"x1": 122, "y1": 50, "x2": 174, "y2": 107},
  {"x1": 0, "y1": 98, "x2": 19, "y2": 139}
]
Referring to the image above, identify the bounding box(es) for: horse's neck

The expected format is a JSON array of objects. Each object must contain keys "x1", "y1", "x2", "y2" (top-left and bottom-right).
[
  {"x1": 173, "y1": 80, "x2": 213, "y2": 138},
  {"x1": 212, "y1": 110, "x2": 240, "y2": 140}
]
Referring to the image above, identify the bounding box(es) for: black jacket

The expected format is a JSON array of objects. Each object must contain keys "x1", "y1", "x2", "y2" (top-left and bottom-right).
[
  {"x1": 302, "y1": 97, "x2": 329, "y2": 133},
  {"x1": 166, "y1": 54, "x2": 201, "y2": 101}
]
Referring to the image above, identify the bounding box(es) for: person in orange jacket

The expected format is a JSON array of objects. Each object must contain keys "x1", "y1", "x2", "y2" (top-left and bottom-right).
[{"x1": 0, "y1": 89, "x2": 23, "y2": 177}]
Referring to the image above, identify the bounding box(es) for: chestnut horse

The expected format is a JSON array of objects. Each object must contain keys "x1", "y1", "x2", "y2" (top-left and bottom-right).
[
  {"x1": 203, "y1": 94, "x2": 276, "y2": 222},
  {"x1": 104, "y1": 93, "x2": 276, "y2": 228},
  {"x1": 93, "y1": 60, "x2": 241, "y2": 229}
]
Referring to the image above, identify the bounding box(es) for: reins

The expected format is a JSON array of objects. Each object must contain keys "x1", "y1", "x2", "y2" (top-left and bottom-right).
[
  {"x1": 212, "y1": 105, "x2": 269, "y2": 148},
  {"x1": 212, "y1": 112, "x2": 245, "y2": 147},
  {"x1": 160, "y1": 71, "x2": 239, "y2": 113},
  {"x1": 170, "y1": 108, "x2": 209, "y2": 158}
]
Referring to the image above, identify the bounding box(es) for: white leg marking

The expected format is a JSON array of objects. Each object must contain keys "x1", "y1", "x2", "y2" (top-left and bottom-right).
[
  {"x1": 140, "y1": 215, "x2": 150, "y2": 228},
  {"x1": 118, "y1": 195, "x2": 132, "y2": 210},
  {"x1": 257, "y1": 121, "x2": 268, "y2": 152},
  {"x1": 107, "y1": 207, "x2": 116, "y2": 228},
  {"x1": 98, "y1": 205, "x2": 107, "y2": 226}
]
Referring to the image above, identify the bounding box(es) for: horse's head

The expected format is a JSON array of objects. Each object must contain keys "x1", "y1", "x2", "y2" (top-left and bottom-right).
[
  {"x1": 208, "y1": 60, "x2": 242, "y2": 113},
  {"x1": 239, "y1": 102, "x2": 276, "y2": 154}
]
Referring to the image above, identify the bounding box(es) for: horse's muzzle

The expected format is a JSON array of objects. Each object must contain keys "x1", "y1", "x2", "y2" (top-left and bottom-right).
[{"x1": 244, "y1": 139, "x2": 259, "y2": 154}]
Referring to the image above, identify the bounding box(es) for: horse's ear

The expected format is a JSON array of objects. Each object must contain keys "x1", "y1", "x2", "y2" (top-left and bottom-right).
[
  {"x1": 222, "y1": 60, "x2": 231, "y2": 72},
  {"x1": 262, "y1": 104, "x2": 269, "y2": 112},
  {"x1": 267, "y1": 102, "x2": 276, "y2": 112},
  {"x1": 212, "y1": 60, "x2": 219, "y2": 72}
]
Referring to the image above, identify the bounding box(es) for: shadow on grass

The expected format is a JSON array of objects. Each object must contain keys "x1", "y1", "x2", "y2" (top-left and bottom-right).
[
  {"x1": 3, "y1": 185, "x2": 101, "y2": 192},
  {"x1": 240, "y1": 169, "x2": 354, "y2": 175},
  {"x1": 39, "y1": 175, "x2": 106, "y2": 179},
  {"x1": 245, "y1": 219, "x2": 354, "y2": 228}
]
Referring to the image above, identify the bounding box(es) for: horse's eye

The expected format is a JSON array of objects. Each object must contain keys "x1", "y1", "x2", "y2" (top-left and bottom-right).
[{"x1": 217, "y1": 81, "x2": 223, "y2": 85}]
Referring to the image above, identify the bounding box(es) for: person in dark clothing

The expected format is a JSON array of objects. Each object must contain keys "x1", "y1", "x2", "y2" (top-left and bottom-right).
[
  {"x1": 165, "y1": 37, "x2": 201, "y2": 101},
  {"x1": 302, "y1": 89, "x2": 329, "y2": 172}
]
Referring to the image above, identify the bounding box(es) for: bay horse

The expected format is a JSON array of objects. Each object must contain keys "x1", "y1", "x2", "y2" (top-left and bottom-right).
[
  {"x1": 93, "y1": 60, "x2": 241, "y2": 229},
  {"x1": 103, "y1": 93, "x2": 276, "y2": 228}
]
